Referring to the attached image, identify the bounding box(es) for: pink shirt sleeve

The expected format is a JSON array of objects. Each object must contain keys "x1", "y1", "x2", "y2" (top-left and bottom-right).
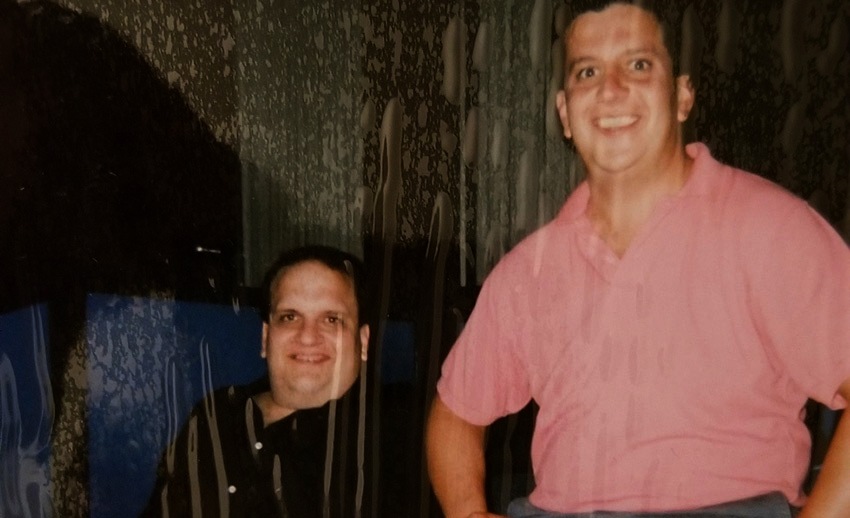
[
  {"x1": 436, "y1": 265, "x2": 533, "y2": 425},
  {"x1": 746, "y1": 199, "x2": 850, "y2": 409}
]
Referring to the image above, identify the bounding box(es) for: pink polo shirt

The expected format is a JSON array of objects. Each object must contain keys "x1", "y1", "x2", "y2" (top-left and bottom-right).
[{"x1": 437, "y1": 143, "x2": 850, "y2": 513}]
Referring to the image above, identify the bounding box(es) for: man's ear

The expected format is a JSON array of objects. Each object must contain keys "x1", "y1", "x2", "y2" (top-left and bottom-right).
[
  {"x1": 261, "y1": 322, "x2": 269, "y2": 358},
  {"x1": 675, "y1": 75, "x2": 695, "y2": 122},
  {"x1": 359, "y1": 324, "x2": 370, "y2": 361},
  {"x1": 555, "y1": 90, "x2": 572, "y2": 139}
]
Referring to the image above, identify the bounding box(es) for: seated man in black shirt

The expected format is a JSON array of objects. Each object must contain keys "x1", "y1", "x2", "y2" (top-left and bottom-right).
[{"x1": 143, "y1": 245, "x2": 372, "y2": 517}]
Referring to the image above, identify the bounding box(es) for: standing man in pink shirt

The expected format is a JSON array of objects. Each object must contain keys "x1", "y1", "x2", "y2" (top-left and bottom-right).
[{"x1": 426, "y1": 2, "x2": 850, "y2": 517}]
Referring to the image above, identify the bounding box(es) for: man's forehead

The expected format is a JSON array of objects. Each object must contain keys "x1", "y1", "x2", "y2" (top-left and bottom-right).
[
  {"x1": 566, "y1": 4, "x2": 665, "y2": 58},
  {"x1": 271, "y1": 262, "x2": 358, "y2": 308}
]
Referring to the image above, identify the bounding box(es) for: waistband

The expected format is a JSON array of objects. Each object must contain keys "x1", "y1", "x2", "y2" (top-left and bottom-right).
[{"x1": 506, "y1": 492, "x2": 794, "y2": 518}]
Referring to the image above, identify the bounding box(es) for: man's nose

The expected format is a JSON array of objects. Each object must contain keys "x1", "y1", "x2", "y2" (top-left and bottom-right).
[
  {"x1": 599, "y1": 70, "x2": 627, "y2": 99},
  {"x1": 297, "y1": 320, "x2": 321, "y2": 345}
]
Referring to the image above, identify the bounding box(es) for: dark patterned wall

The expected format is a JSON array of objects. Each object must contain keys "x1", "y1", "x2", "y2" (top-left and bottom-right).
[{"x1": 688, "y1": 0, "x2": 849, "y2": 228}]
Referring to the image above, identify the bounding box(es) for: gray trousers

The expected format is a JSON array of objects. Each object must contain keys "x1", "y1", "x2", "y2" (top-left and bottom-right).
[{"x1": 507, "y1": 492, "x2": 796, "y2": 518}]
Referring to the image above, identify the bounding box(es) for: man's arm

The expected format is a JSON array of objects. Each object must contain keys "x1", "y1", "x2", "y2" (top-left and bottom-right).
[
  {"x1": 799, "y1": 377, "x2": 850, "y2": 517},
  {"x1": 426, "y1": 395, "x2": 503, "y2": 518}
]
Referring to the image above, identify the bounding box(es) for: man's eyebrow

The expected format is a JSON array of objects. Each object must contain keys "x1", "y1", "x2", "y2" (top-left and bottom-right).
[
  {"x1": 567, "y1": 47, "x2": 663, "y2": 70},
  {"x1": 566, "y1": 56, "x2": 593, "y2": 72}
]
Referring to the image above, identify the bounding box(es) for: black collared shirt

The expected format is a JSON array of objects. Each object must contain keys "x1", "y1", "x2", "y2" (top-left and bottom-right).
[{"x1": 142, "y1": 378, "x2": 368, "y2": 517}]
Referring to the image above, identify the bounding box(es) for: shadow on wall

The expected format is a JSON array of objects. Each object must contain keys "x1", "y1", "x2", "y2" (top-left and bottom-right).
[
  {"x1": 0, "y1": 1, "x2": 242, "y2": 515},
  {"x1": 0, "y1": 0, "x2": 242, "y2": 306}
]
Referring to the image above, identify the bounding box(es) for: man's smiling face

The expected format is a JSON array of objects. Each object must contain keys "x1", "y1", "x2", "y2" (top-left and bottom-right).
[
  {"x1": 262, "y1": 260, "x2": 368, "y2": 411},
  {"x1": 557, "y1": 3, "x2": 693, "y2": 176}
]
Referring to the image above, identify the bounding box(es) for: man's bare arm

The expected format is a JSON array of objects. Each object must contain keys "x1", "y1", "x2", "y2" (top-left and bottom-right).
[
  {"x1": 799, "y1": 377, "x2": 850, "y2": 517},
  {"x1": 426, "y1": 395, "x2": 503, "y2": 518}
]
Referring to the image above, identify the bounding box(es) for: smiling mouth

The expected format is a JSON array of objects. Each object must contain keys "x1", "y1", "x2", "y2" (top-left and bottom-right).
[
  {"x1": 597, "y1": 115, "x2": 637, "y2": 129},
  {"x1": 290, "y1": 354, "x2": 330, "y2": 363}
]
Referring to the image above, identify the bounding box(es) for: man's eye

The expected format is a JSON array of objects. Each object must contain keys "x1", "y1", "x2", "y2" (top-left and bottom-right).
[
  {"x1": 576, "y1": 67, "x2": 595, "y2": 80},
  {"x1": 326, "y1": 316, "x2": 341, "y2": 325},
  {"x1": 276, "y1": 313, "x2": 295, "y2": 323},
  {"x1": 632, "y1": 59, "x2": 651, "y2": 71}
]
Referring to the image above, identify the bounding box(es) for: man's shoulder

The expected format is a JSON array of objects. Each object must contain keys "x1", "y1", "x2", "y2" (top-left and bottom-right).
[
  {"x1": 485, "y1": 215, "x2": 575, "y2": 284},
  {"x1": 691, "y1": 144, "x2": 809, "y2": 218},
  {"x1": 186, "y1": 377, "x2": 267, "y2": 424},
  {"x1": 694, "y1": 150, "x2": 836, "y2": 252},
  {"x1": 721, "y1": 166, "x2": 810, "y2": 221}
]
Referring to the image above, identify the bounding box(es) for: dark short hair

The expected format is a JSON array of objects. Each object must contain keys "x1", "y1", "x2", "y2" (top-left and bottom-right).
[
  {"x1": 565, "y1": 0, "x2": 683, "y2": 77},
  {"x1": 259, "y1": 245, "x2": 370, "y2": 326}
]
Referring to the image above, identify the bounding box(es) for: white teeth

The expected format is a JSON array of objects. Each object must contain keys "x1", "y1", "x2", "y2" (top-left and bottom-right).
[
  {"x1": 293, "y1": 354, "x2": 325, "y2": 363},
  {"x1": 598, "y1": 116, "x2": 637, "y2": 129}
]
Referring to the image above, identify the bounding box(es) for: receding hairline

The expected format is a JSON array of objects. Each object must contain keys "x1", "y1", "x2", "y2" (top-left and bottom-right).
[
  {"x1": 259, "y1": 245, "x2": 369, "y2": 326},
  {"x1": 563, "y1": 1, "x2": 675, "y2": 76},
  {"x1": 268, "y1": 259, "x2": 359, "y2": 313}
]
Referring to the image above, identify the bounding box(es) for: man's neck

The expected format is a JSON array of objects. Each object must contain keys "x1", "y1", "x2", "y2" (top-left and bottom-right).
[
  {"x1": 254, "y1": 390, "x2": 295, "y2": 427},
  {"x1": 585, "y1": 148, "x2": 692, "y2": 257}
]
